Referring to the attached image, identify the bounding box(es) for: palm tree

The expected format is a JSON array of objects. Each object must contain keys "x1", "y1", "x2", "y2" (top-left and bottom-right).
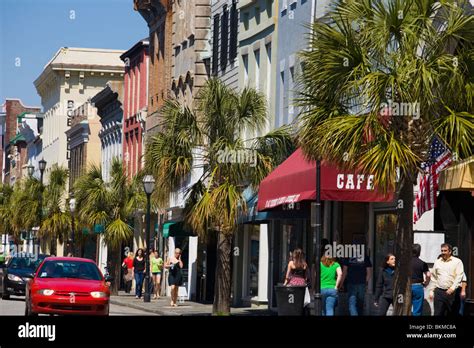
[
  {"x1": 0, "y1": 183, "x2": 14, "y2": 251},
  {"x1": 296, "y1": 0, "x2": 473, "y2": 314},
  {"x1": 40, "y1": 164, "x2": 70, "y2": 255},
  {"x1": 145, "y1": 78, "x2": 295, "y2": 314},
  {"x1": 73, "y1": 159, "x2": 145, "y2": 294}
]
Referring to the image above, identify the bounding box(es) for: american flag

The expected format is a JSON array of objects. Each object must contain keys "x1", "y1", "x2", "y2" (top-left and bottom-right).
[{"x1": 414, "y1": 136, "x2": 453, "y2": 223}]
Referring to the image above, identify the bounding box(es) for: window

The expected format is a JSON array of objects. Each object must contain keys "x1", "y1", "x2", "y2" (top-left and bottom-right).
[
  {"x1": 243, "y1": 12, "x2": 249, "y2": 30},
  {"x1": 255, "y1": 49, "x2": 260, "y2": 91},
  {"x1": 266, "y1": 0, "x2": 273, "y2": 17},
  {"x1": 255, "y1": 7, "x2": 261, "y2": 25},
  {"x1": 220, "y1": 5, "x2": 229, "y2": 70},
  {"x1": 212, "y1": 14, "x2": 219, "y2": 75},
  {"x1": 266, "y1": 43, "x2": 272, "y2": 102},
  {"x1": 243, "y1": 54, "x2": 249, "y2": 85},
  {"x1": 229, "y1": 0, "x2": 238, "y2": 62},
  {"x1": 288, "y1": 66, "x2": 295, "y2": 122},
  {"x1": 279, "y1": 71, "x2": 285, "y2": 127}
]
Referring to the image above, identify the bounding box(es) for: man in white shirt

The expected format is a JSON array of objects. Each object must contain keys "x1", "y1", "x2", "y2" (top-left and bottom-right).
[{"x1": 429, "y1": 243, "x2": 464, "y2": 316}]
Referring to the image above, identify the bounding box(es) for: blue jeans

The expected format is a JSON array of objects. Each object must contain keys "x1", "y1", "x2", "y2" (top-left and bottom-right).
[
  {"x1": 321, "y1": 288, "x2": 338, "y2": 316},
  {"x1": 347, "y1": 283, "x2": 366, "y2": 316},
  {"x1": 134, "y1": 271, "x2": 145, "y2": 298},
  {"x1": 411, "y1": 284, "x2": 424, "y2": 316}
]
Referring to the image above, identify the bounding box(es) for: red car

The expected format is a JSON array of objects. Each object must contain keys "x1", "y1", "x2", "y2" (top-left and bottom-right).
[{"x1": 25, "y1": 257, "x2": 112, "y2": 316}]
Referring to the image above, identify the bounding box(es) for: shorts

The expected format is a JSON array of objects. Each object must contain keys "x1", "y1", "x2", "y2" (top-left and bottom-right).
[{"x1": 152, "y1": 272, "x2": 162, "y2": 276}]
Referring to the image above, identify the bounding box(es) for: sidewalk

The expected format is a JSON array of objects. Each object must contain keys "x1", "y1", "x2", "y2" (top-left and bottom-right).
[{"x1": 110, "y1": 291, "x2": 275, "y2": 316}]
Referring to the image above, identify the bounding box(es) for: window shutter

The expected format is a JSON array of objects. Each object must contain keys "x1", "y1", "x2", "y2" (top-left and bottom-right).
[
  {"x1": 220, "y1": 5, "x2": 229, "y2": 70},
  {"x1": 229, "y1": 0, "x2": 238, "y2": 62},
  {"x1": 212, "y1": 14, "x2": 220, "y2": 75}
]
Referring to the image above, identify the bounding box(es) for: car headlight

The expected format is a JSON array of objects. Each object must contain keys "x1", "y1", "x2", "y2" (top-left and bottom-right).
[
  {"x1": 7, "y1": 274, "x2": 22, "y2": 282},
  {"x1": 90, "y1": 291, "x2": 108, "y2": 298},
  {"x1": 37, "y1": 289, "x2": 55, "y2": 296}
]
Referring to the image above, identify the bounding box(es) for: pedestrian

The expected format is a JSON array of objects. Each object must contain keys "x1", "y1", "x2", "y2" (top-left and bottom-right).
[
  {"x1": 430, "y1": 243, "x2": 464, "y2": 316},
  {"x1": 283, "y1": 248, "x2": 309, "y2": 286},
  {"x1": 151, "y1": 250, "x2": 164, "y2": 299},
  {"x1": 411, "y1": 244, "x2": 431, "y2": 316},
  {"x1": 133, "y1": 248, "x2": 146, "y2": 299},
  {"x1": 314, "y1": 254, "x2": 342, "y2": 316},
  {"x1": 374, "y1": 253, "x2": 396, "y2": 316},
  {"x1": 341, "y1": 246, "x2": 372, "y2": 316},
  {"x1": 165, "y1": 248, "x2": 184, "y2": 307},
  {"x1": 122, "y1": 251, "x2": 134, "y2": 294}
]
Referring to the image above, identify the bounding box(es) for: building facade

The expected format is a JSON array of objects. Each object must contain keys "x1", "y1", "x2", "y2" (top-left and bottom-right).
[
  {"x1": 170, "y1": 0, "x2": 211, "y2": 107},
  {"x1": 91, "y1": 81, "x2": 124, "y2": 183},
  {"x1": 121, "y1": 39, "x2": 149, "y2": 179},
  {"x1": 34, "y1": 47, "x2": 124, "y2": 184},
  {"x1": 211, "y1": 0, "x2": 239, "y2": 90},
  {"x1": 134, "y1": 0, "x2": 174, "y2": 134},
  {"x1": 0, "y1": 99, "x2": 41, "y2": 184},
  {"x1": 66, "y1": 101, "x2": 102, "y2": 189}
]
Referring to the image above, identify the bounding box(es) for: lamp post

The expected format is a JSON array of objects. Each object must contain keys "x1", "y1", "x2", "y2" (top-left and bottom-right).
[
  {"x1": 69, "y1": 196, "x2": 76, "y2": 256},
  {"x1": 27, "y1": 164, "x2": 35, "y2": 253},
  {"x1": 311, "y1": 159, "x2": 322, "y2": 316},
  {"x1": 38, "y1": 158, "x2": 46, "y2": 252},
  {"x1": 142, "y1": 175, "x2": 155, "y2": 303}
]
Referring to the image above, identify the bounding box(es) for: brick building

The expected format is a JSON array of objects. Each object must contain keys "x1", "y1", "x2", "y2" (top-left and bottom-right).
[
  {"x1": 121, "y1": 38, "x2": 149, "y2": 178},
  {"x1": 0, "y1": 99, "x2": 41, "y2": 184},
  {"x1": 134, "y1": 0, "x2": 173, "y2": 135}
]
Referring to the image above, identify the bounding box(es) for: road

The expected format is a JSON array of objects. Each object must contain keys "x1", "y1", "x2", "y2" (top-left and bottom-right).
[{"x1": 0, "y1": 296, "x2": 156, "y2": 316}]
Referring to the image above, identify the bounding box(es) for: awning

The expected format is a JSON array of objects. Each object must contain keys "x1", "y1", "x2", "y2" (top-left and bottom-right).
[
  {"x1": 257, "y1": 148, "x2": 394, "y2": 211},
  {"x1": 439, "y1": 156, "x2": 474, "y2": 191},
  {"x1": 162, "y1": 221, "x2": 193, "y2": 238}
]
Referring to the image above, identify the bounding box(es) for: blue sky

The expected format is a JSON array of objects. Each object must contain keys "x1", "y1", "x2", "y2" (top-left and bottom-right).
[{"x1": 0, "y1": 0, "x2": 147, "y2": 109}]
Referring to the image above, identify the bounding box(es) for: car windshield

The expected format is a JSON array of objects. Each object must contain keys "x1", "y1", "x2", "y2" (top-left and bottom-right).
[
  {"x1": 38, "y1": 261, "x2": 102, "y2": 281},
  {"x1": 8, "y1": 256, "x2": 45, "y2": 270}
]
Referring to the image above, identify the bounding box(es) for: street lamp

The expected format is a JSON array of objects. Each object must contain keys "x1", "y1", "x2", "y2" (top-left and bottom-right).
[
  {"x1": 142, "y1": 175, "x2": 155, "y2": 303},
  {"x1": 26, "y1": 163, "x2": 35, "y2": 253},
  {"x1": 38, "y1": 158, "x2": 46, "y2": 253},
  {"x1": 27, "y1": 164, "x2": 34, "y2": 177},
  {"x1": 69, "y1": 196, "x2": 76, "y2": 256},
  {"x1": 39, "y1": 158, "x2": 46, "y2": 183}
]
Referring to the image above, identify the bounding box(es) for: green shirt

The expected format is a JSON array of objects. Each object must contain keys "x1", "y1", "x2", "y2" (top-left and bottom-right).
[
  {"x1": 151, "y1": 257, "x2": 163, "y2": 273},
  {"x1": 320, "y1": 262, "x2": 340, "y2": 289}
]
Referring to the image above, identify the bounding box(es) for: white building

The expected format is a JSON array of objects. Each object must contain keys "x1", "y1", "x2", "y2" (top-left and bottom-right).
[{"x1": 34, "y1": 47, "x2": 125, "y2": 256}]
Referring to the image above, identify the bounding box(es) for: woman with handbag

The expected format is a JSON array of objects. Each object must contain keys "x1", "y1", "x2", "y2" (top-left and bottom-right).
[{"x1": 121, "y1": 251, "x2": 134, "y2": 294}]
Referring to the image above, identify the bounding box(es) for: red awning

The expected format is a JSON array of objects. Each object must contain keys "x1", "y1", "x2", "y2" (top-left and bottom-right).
[{"x1": 257, "y1": 148, "x2": 394, "y2": 211}]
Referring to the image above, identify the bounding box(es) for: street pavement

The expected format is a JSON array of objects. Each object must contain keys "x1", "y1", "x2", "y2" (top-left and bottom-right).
[{"x1": 0, "y1": 295, "x2": 156, "y2": 316}]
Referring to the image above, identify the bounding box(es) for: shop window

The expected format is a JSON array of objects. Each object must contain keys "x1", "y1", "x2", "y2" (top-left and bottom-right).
[
  {"x1": 280, "y1": 223, "x2": 303, "y2": 282},
  {"x1": 248, "y1": 226, "x2": 259, "y2": 297},
  {"x1": 374, "y1": 212, "x2": 397, "y2": 286}
]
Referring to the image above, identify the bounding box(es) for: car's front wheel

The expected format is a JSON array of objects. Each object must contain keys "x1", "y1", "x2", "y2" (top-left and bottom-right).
[
  {"x1": 1, "y1": 285, "x2": 9, "y2": 300},
  {"x1": 25, "y1": 298, "x2": 37, "y2": 316}
]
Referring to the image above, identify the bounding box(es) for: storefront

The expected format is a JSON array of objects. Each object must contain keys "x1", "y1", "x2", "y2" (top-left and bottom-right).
[
  {"x1": 437, "y1": 156, "x2": 474, "y2": 301},
  {"x1": 256, "y1": 149, "x2": 396, "y2": 312}
]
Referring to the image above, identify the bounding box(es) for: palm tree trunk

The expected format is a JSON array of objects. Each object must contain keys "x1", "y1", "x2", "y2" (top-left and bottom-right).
[
  {"x1": 213, "y1": 231, "x2": 232, "y2": 315},
  {"x1": 108, "y1": 246, "x2": 121, "y2": 295},
  {"x1": 393, "y1": 174, "x2": 414, "y2": 315}
]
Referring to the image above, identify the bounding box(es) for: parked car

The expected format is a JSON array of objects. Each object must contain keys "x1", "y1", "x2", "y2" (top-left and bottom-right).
[
  {"x1": 0, "y1": 253, "x2": 48, "y2": 299},
  {"x1": 25, "y1": 257, "x2": 113, "y2": 316}
]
